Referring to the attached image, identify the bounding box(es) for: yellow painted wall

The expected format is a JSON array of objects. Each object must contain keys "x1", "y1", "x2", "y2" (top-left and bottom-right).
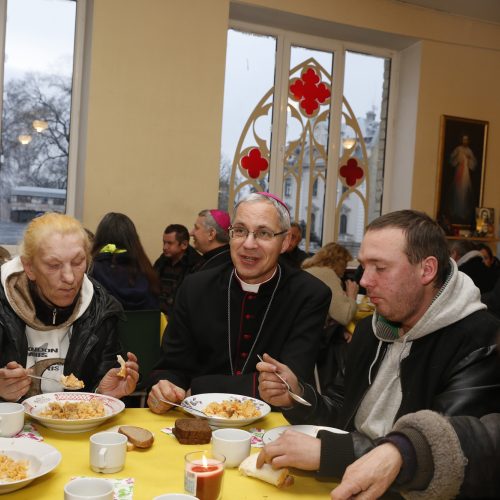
[
  {"x1": 82, "y1": 0, "x2": 500, "y2": 258},
  {"x1": 83, "y1": 0, "x2": 230, "y2": 259}
]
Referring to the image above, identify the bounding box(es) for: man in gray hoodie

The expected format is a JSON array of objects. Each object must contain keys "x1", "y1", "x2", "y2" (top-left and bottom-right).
[{"x1": 256, "y1": 209, "x2": 500, "y2": 482}]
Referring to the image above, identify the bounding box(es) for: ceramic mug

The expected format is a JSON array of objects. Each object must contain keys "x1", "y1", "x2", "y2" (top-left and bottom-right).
[
  {"x1": 211, "y1": 428, "x2": 251, "y2": 468},
  {"x1": 89, "y1": 431, "x2": 127, "y2": 473},
  {"x1": 64, "y1": 477, "x2": 114, "y2": 500},
  {"x1": 0, "y1": 402, "x2": 24, "y2": 437}
]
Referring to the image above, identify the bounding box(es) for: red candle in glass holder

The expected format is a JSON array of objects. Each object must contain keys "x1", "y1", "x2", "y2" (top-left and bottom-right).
[{"x1": 185, "y1": 451, "x2": 225, "y2": 500}]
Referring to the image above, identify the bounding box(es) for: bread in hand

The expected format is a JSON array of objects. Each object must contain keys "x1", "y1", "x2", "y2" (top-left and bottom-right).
[
  {"x1": 117, "y1": 354, "x2": 126, "y2": 377},
  {"x1": 239, "y1": 453, "x2": 294, "y2": 488},
  {"x1": 118, "y1": 425, "x2": 154, "y2": 449}
]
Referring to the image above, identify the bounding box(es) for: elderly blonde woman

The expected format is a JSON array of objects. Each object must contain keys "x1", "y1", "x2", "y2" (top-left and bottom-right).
[
  {"x1": 302, "y1": 243, "x2": 359, "y2": 326},
  {"x1": 0, "y1": 212, "x2": 139, "y2": 402}
]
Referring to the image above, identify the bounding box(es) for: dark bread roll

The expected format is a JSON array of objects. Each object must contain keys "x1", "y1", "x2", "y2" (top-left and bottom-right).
[{"x1": 173, "y1": 418, "x2": 212, "y2": 444}]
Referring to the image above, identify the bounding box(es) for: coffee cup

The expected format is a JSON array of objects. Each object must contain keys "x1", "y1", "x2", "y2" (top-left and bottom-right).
[
  {"x1": 90, "y1": 431, "x2": 127, "y2": 473},
  {"x1": 0, "y1": 402, "x2": 24, "y2": 437},
  {"x1": 64, "y1": 477, "x2": 114, "y2": 500},
  {"x1": 211, "y1": 428, "x2": 251, "y2": 468}
]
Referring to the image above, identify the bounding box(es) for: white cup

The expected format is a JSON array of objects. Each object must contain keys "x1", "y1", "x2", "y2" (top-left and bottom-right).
[
  {"x1": 90, "y1": 431, "x2": 127, "y2": 473},
  {"x1": 64, "y1": 477, "x2": 114, "y2": 500},
  {"x1": 211, "y1": 428, "x2": 251, "y2": 468},
  {"x1": 153, "y1": 495, "x2": 199, "y2": 500},
  {"x1": 0, "y1": 402, "x2": 24, "y2": 437}
]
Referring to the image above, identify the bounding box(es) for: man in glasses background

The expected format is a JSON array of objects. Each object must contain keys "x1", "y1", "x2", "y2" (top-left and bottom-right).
[{"x1": 147, "y1": 192, "x2": 330, "y2": 412}]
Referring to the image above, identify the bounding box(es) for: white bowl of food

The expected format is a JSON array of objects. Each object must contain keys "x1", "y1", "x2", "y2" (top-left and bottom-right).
[{"x1": 23, "y1": 392, "x2": 125, "y2": 433}]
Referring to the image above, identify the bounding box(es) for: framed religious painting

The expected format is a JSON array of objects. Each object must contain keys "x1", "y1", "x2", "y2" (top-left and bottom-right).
[{"x1": 435, "y1": 115, "x2": 488, "y2": 231}]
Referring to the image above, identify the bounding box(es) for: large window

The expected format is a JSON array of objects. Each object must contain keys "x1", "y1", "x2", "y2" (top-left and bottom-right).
[
  {"x1": 219, "y1": 25, "x2": 392, "y2": 255},
  {"x1": 0, "y1": 0, "x2": 85, "y2": 246}
]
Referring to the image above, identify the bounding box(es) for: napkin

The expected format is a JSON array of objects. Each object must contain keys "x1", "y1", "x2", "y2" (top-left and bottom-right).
[
  {"x1": 71, "y1": 477, "x2": 134, "y2": 500},
  {"x1": 14, "y1": 422, "x2": 43, "y2": 441}
]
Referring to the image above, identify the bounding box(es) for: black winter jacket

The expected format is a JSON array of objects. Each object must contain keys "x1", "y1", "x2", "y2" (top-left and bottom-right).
[
  {"x1": 283, "y1": 310, "x2": 500, "y2": 480},
  {"x1": 0, "y1": 275, "x2": 124, "y2": 398}
]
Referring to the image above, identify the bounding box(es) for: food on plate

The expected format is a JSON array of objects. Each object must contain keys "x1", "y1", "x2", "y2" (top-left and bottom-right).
[
  {"x1": 117, "y1": 354, "x2": 127, "y2": 377},
  {"x1": 239, "y1": 453, "x2": 294, "y2": 488},
  {"x1": 0, "y1": 454, "x2": 29, "y2": 482},
  {"x1": 60, "y1": 373, "x2": 84, "y2": 389},
  {"x1": 203, "y1": 399, "x2": 261, "y2": 419},
  {"x1": 173, "y1": 418, "x2": 212, "y2": 444},
  {"x1": 118, "y1": 425, "x2": 154, "y2": 449},
  {"x1": 39, "y1": 399, "x2": 105, "y2": 419}
]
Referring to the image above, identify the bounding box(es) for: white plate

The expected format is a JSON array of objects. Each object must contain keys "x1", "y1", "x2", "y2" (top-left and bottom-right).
[
  {"x1": 263, "y1": 424, "x2": 348, "y2": 444},
  {"x1": 182, "y1": 393, "x2": 270, "y2": 428},
  {"x1": 0, "y1": 437, "x2": 61, "y2": 494},
  {"x1": 23, "y1": 392, "x2": 125, "y2": 434}
]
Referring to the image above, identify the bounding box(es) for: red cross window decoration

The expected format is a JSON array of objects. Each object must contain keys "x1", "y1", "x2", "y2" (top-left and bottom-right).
[
  {"x1": 241, "y1": 147, "x2": 269, "y2": 179},
  {"x1": 289, "y1": 67, "x2": 331, "y2": 117},
  {"x1": 339, "y1": 158, "x2": 364, "y2": 187}
]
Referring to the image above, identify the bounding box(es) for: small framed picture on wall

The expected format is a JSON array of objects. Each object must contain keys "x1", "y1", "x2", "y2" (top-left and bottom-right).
[{"x1": 475, "y1": 207, "x2": 494, "y2": 237}]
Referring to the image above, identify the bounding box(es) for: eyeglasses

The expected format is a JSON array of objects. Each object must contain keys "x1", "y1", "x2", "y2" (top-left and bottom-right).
[{"x1": 228, "y1": 226, "x2": 288, "y2": 241}]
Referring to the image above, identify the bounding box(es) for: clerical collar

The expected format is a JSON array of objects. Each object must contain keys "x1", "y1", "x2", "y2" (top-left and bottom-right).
[
  {"x1": 234, "y1": 267, "x2": 277, "y2": 293},
  {"x1": 29, "y1": 280, "x2": 79, "y2": 326}
]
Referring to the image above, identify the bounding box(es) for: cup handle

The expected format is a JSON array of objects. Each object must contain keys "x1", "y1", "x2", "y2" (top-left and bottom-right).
[{"x1": 98, "y1": 447, "x2": 107, "y2": 468}]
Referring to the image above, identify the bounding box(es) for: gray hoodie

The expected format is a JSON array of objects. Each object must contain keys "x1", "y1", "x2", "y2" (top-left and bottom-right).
[{"x1": 354, "y1": 259, "x2": 485, "y2": 439}]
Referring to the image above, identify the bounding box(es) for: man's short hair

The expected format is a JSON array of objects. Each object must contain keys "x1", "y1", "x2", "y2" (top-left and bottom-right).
[
  {"x1": 366, "y1": 210, "x2": 451, "y2": 288},
  {"x1": 198, "y1": 210, "x2": 230, "y2": 244},
  {"x1": 164, "y1": 224, "x2": 189, "y2": 244},
  {"x1": 477, "y1": 243, "x2": 493, "y2": 260},
  {"x1": 233, "y1": 193, "x2": 291, "y2": 232}
]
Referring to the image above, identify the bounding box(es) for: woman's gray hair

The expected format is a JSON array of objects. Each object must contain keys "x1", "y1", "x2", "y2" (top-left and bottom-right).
[
  {"x1": 233, "y1": 193, "x2": 291, "y2": 231},
  {"x1": 198, "y1": 209, "x2": 230, "y2": 244}
]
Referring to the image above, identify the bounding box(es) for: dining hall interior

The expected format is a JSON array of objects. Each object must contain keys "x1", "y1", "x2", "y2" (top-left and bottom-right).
[{"x1": 0, "y1": 1, "x2": 500, "y2": 499}]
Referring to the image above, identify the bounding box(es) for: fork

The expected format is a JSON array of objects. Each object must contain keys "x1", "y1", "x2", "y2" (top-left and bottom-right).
[
  {"x1": 257, "y1": 354, "x2": 311, "y2": 406},
  {"x1": 157, "y1": 398, "x2": 209, "y2": 417}
]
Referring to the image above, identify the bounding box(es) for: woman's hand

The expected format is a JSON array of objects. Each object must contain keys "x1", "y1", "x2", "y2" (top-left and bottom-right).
[
  {"x1": 0, "y1": 362, "x2": 31, "y2": 401},
  {"x1": 345, "y1": 279, "x2": 359, "y2": 300},
  {"x1": 257, "y1": 353, "x2": 299, "y2": 408},
  {"x1": 96, "y1": 352, "x2": 139, "y2": 399},
  {"x1": 147, "y1": 380, "x2": 186, "y2": 414}
]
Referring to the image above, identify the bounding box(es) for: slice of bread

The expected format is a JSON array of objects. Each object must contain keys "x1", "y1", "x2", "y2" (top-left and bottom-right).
[
  {"x1": 118, "y1": 425, "x2": 154, "y2": 449},
  {"x1": 173, "y1": 418, "x2": 212, "y2": 444}
]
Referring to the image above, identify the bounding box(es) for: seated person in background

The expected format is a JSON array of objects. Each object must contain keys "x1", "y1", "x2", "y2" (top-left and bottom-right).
[
  {"x1": 256, "y1": 210, "x2": 500, "y2": 482},
  {"x1": 279, "y1": 222, "x2": 309, "y2": 268},
  {"x1": 330, "y1": 410, "x2": 500, "y2": 499},
  {"x1": 0, "y1": 212, "x2": 139, "y2": 401},
  {"x1": 147, "y1": 192, "x2": 331, "y2": 413},
  {"x1": 190, "y1": 209, "x2": 232, "y2": 271},
  {"x1": 0, "y1": 246, "x2": 11, "y2": 266},
  {"x1": 449, "y1": 239, "x2": 496, "y2": 293},
  {"x1": 302, "y1": 242, "x2": 359, "y2": 326},
  {"x1": 153, "y1": 224, "x2": 202, "y2": 317},
  {"x1": 482, "y1": 277, "x2": 500, "y2": 320},
  {"x1": 478, "y1": 242, "x2": 500, "y2": 279},
  {"x1": 90, "y1": 212, "x2": 160, "y2": 310}
]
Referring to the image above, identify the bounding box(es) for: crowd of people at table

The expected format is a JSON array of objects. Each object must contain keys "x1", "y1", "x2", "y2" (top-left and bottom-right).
[{"x1": 0, "y1": 192, "x2": 499, "y2": 499}]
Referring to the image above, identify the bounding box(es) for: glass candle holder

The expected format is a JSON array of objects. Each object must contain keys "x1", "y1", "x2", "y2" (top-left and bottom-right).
[{"x1": 184, "y1": 450, "x2": 225, "y2": 500}]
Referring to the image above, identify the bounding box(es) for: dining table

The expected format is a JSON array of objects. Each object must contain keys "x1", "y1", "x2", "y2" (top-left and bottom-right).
[{"x1": 9, "y1": 408, "x2": 337, "y2": 499}]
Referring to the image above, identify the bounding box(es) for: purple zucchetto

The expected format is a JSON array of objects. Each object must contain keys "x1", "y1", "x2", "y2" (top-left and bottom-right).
[{"x1": 209, "y1": 209, "x2": 231, "y2": 232}]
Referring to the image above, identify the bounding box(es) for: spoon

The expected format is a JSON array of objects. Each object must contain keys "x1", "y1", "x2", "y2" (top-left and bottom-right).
[
  {"x1": 28, "y1": 374, "x2": 76, "y2": 390},
  {"x1": 257, "y1": 354, "x2": 311, "y2": 406},
  {"x1": 157, "y1": 398, "x2": 209, "y2": 417}
]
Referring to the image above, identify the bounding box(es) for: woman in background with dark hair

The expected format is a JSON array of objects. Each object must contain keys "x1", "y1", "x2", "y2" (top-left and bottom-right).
[{"x1": 90, "y1": 212, "x2": 160, "y2": 310}]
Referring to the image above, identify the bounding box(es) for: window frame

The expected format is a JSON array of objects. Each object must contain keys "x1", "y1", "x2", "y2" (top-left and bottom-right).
[
  {"x1": 0, "y1": 0, "x2": 89, "y2": 251},
  {"x1": 227, "y1": 19, "x2": 399, "y2": 246}
]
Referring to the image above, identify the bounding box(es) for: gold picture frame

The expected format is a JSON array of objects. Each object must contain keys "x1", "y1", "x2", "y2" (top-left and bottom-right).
[{"x1": 435, "y1": 115, "x2": 488, "y2": 229}]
